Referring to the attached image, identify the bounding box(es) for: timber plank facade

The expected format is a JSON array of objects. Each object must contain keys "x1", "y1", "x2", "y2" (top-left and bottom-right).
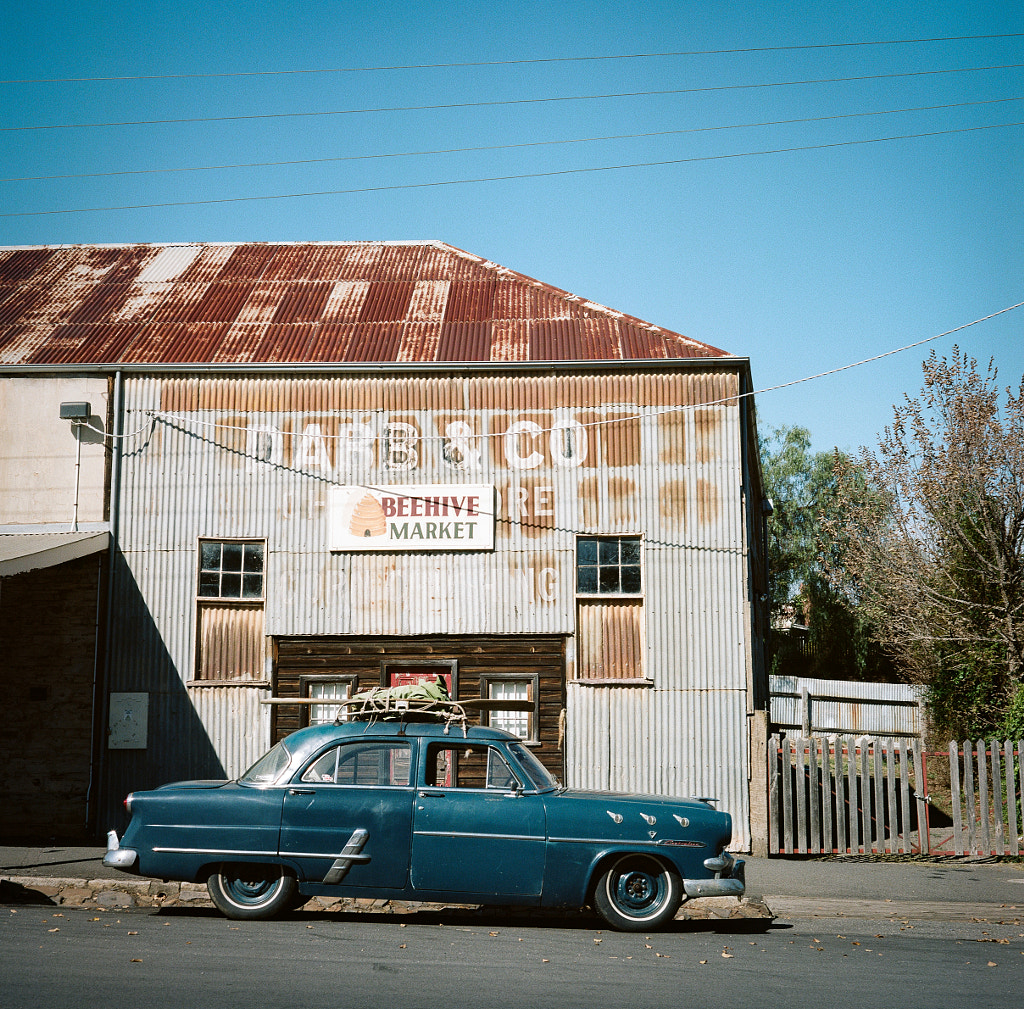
[{"x1": 274, "y1": 634, "x2": 566, "y2": 783}]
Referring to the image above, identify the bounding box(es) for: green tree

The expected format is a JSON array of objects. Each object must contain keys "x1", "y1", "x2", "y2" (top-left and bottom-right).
[
  {"x1": 760, "y1": 424, "x2": 894, "y2": 681},
  {"x1": 827, "y1": 348, "x2": 1024, "y2": 739}
]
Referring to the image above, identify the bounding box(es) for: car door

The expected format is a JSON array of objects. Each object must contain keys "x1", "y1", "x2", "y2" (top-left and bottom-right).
[
  {"x1": 279, "y1": 739, "x2": 415, "y2": 888},
  {"x1": 410, "y1": 742, "x2": 546, "y2": 897}
]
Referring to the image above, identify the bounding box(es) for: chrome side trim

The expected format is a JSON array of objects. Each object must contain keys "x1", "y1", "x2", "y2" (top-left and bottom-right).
[
  {"x1": 323, "y1": 828, "x2": 370, "y2": 884},
  {"x1": 413, "y1": 831, "x2": 545, "y2": 842},
  {"x1": 549, "y1": 836, "x2": 665, "y2": 846},
  {"x1": 152, "y1": 846, "x2": 278, "y2": 857}
]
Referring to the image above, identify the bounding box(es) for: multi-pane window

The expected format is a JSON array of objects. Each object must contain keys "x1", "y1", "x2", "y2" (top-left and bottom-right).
[
  {"x1": 487, "y1": 679, "x2": 531, "y2": 739},
  {"x1": 195, "y1": 540, "x2": 266, "y2": 682},
  {"x1": 576, "y1": 536, "x2": 645, "y2": 681},
  {"x1": 199, "y1": 541, "x2": 264, "y2": 599},
  {"x1": 302, "y1": 677, "x2": 355, "y2": 726},
  {"x1": 576, "y1": 536, "x2": 641, "y2": 594}
]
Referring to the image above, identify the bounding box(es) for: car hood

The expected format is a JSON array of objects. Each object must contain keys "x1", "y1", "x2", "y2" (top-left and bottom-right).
[
  {"x1": 545, "y1": 788, "x2": 732, "y2": 850},
  {"x1": 556, "y1": 789, "x2": 716, "y2": 809}
]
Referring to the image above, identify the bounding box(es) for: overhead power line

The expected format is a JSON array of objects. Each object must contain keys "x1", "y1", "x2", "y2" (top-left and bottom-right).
[
  {"x1": 3, "y1": 32, "x2": 1021, "y2": 85},
  {"x1": 4, "y1": 119, "x2": 1020, "y2": 218},
  {"x1": 77, "y1": 300, "x2": 1024, "y2": 449},
  {"x1": 4, "y1": 95, "x2": 1019, "y2": 184},
  {"x1": 4, "y1": 62, "x2": 1021, "y2": 133}
]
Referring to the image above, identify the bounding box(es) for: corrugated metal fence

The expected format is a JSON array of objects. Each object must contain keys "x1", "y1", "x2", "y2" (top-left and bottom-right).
[
  {"x1": 768, "y1": 735, "x2": 1024, "y2": 857},
  {"x1": 769, "y1": 674, "x2": 925, "y2": 741}
]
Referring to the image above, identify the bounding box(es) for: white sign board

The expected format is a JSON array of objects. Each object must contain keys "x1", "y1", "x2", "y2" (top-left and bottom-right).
[
  {"x1": 328, "y1": 485, "x2": 495, "y2": 552},
  {"x1": 108, "y1": 692, "x2": 148, "y2": 749}
]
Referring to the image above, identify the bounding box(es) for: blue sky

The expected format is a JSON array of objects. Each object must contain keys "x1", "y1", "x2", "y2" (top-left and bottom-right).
[{"x1": 2, "y1": 0, "x2": 1021, "y2": 455}]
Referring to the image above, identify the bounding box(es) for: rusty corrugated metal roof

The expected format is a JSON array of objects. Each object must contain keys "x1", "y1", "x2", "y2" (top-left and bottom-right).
[{"x1": 0, "y1": 241, "x2": 731, "y2": 367}]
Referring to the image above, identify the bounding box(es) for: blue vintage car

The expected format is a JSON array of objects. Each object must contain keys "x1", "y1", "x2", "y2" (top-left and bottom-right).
[{"x1": 104, "y1": 717, "x2": 744, "y2": 930}]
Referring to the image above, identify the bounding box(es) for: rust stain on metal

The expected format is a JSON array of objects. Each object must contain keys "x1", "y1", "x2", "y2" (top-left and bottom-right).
[
  {"x1": 576, "y1": 600, "x2": 643, "y2": 679},
  {"x1": 657, "y1": 412, "x2": 687, "y2": 465},
  {"x1": 607, "y1": 476, "x2": 638, "y2": 526},
  {"x1": 693, "y1": 408, "x2": 721, "y2": 463},
  {"x1": 0, "y1": 242, "x2": 732, "y2": 366},
  {"x1": 600, "y1": 414, "x2": 641, "y2": 468},
  {"x1": 658, "y1": 480, "x2": 687, "y2": 523},
  {"x1": 358, "y1": 281, "x2": 415, "y2": 323},
  {"x1": 577, "y1": 475, "x2": 601, "y2": 529},
  {"x1": 508, "y1": 477, "x2": 558, "y2": 539},
  {"x1": 695, "y1": 478, "x2": 719, "y2": 526},
  {"x1": 406, "y1": 280, "x2": 450, "y2": 322}
]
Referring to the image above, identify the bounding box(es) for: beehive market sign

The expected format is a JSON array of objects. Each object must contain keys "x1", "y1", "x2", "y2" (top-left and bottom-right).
[{"x1": 328, "y1": 485, "x2": 494, "y2": 552}]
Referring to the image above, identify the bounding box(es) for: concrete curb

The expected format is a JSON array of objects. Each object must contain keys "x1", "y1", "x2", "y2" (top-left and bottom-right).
[
  {"x1": 0, "y1": 874, "x2": 773, "y2": 921},
  {"x1": 763, "y1": 894, "x2": 1024, "y2": 922}
]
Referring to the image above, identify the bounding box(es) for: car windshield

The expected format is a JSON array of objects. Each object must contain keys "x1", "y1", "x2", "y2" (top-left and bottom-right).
[
  {"x1": 507, "y1": 741, "x2": 560, "y2": 791},
  {"x1": 239, "y1": 740, "x2": 293, "y2": 785}
]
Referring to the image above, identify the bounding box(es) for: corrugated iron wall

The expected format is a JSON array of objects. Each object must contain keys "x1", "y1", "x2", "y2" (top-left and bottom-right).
[
  {"x1": 103, "y1": 369, "x2": 757, "y2": 846},
  {"x1": 769, "y1": 674, "x2": 925, "y2": 740}
]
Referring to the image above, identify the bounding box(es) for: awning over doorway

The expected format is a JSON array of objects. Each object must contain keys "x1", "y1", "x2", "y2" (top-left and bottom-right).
[{"x1": 0, "y1": 530, "x2": 110, "y2": 577}]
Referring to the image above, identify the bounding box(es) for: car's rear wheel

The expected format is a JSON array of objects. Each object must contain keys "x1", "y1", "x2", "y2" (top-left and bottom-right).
[
  {"x1": 207, "y1": 864, "x2": 298, "y2": 920},
  {"x1": 593, "y1": 854, "x2": 682, "y2": 931}
]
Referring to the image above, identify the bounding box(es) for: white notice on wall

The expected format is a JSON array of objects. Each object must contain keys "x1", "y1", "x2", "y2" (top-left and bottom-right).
[
  {"x1": 108, "y1": 692, "x2": 149, "y2": 749},
  {"x1": 328, "y1": 485, "x2": 495, "y2": 552}
]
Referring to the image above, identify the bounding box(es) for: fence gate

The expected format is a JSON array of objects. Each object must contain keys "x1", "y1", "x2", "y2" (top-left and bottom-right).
[
  {"x1": 768, "y1": 735, "x2": 928, "y2": 855},
  {"x1": 768, "y1": 735, "x2": 1024, "y2": 856}
]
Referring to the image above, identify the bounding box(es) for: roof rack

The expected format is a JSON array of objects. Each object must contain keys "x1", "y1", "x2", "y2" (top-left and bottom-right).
[{"x1": 260, "y1": 691, "x2": 532, "y2": 732}]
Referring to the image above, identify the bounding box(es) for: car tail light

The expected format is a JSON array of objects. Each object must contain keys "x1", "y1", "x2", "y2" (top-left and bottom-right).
[{"x1": 124, "y1": 793, "x2": 134, "y2": 815}]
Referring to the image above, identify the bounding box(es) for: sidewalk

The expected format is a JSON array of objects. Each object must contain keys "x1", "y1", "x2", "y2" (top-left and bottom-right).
[
  {"x1": 2, "y1": 846, "x2": 1022, "y2": 922},
  {"x1": 0, "y1": 846, "x2": 767, "y2": 921}
]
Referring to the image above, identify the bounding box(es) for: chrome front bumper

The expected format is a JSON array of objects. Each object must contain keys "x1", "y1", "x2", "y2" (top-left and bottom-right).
[
  {"x1": 682, "y1": 850, "x2": 745, "y2": 899},
  {"x1": 102, "y1": 830, "x2": 139, "y2": 872}
]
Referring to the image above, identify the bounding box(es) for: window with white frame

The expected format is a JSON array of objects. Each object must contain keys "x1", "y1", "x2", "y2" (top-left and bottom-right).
[
  {"x1": 301, "y1": 675, "x2": 356, "y2": 726},
  {"x1": 576, "y1": 536, "x2": 646, "y2": 681},
  {"x1": 195, "y1": 539, "x2": 266, "y2": 682},
  {"x1": 481, "y1": 674, "x2": 538, "y2": 742},
  {"x1": 576, "y1": 536, "x2": 641, "y2": 595},
  {"x1": 199, "y1": 541, "x2": 264, "y2": 599}
]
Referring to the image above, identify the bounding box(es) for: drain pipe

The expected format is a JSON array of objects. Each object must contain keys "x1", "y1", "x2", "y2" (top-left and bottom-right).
[
  {"x1": 71, "y1": 418, "x2": 83, "y2": 532},
  {"x1": 86, "y1": 370, "x2": 123, "y2": 836}
]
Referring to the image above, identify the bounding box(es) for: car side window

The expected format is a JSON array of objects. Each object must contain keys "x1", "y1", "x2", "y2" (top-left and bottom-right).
[
  {"x1": 424, "y1": 743, "x2": 521, "y2": 790},
  {"x1": 300, "y1": 741, "x2": 412, "y2": 786},
  {"x1": 486, "y1": 748, "x2": 519, "y2": 790}
]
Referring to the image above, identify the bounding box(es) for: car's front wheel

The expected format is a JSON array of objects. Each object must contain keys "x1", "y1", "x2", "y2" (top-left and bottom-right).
[
  {"x1": 593, "y1": 854, "x2": 682, "y2": 931},
  {"x1": 207, "y1": 864, "x2": 298, "y2": 920}
]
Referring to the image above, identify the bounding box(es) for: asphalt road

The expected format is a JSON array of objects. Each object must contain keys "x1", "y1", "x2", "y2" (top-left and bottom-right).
[{"x1": 2, "y1": 903, "x2": 1022, "y2": 1009}]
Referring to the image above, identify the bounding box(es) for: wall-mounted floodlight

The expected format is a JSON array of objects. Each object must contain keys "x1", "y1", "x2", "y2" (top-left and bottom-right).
[{"x1": 60, "y1": 401, "x2": 91, "y2": 420}]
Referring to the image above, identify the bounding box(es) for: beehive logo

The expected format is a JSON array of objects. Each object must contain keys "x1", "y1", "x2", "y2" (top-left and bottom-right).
[{"x1": 347, "y1": 493, "x2": 387, "y2": 538}]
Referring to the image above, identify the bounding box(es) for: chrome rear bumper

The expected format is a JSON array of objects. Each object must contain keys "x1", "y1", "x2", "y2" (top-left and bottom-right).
[{"x1": 102, "y1": 830, "x2": 139, "y2": 872}]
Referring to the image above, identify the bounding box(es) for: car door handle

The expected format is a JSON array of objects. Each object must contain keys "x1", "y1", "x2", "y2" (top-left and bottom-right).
[
  {"x1": 418, "y1": 790, "x2": 445, "y2": 798},
  {"x1": 289, "y1": 788, "x2": 315, "y2": 795}
]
